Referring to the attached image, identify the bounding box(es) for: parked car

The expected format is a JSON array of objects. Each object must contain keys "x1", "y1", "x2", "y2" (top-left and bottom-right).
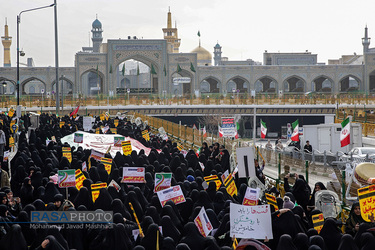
[{"x1": 339, "y1": 147, "x2": 375, "y2": 161}]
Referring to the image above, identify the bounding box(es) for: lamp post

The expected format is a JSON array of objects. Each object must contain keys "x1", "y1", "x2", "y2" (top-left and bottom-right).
[{"x1": 17, "y1": 3, "x2": 55, "y2": 113}]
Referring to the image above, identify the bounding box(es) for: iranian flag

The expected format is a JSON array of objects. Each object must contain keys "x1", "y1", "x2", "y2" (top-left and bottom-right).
[
  {"x1": 260, "y1": 120, "x2": 267, "y2": 138},
  {"x1": 291, "y1": 120, "x2": 299, "y2": 141},
  {"x1": 218, "y1": 126, "x2": 223, "y2": 137},
  {"x1": 340, "y1": 117, "x2": 350, "y2": 147},
  {"x1": 202, "y1": 126, "x2": 207, "y2": 138}
]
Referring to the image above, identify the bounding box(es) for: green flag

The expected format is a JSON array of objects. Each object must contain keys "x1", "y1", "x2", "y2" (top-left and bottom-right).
[
  {"x1": 137, "y1": 64, "x2": 140, "y2": 75},
  {"x1": 197, "y1": 30, "x2": 200, "y2": 37},
  {"x1": 151, "y1": 64, "x2": 157, "y2": 75},
  {"x1": 121, "y1": 63, "x2": 125, "y2": 76},
  {"x1": 190, "y1": 62, "x2": 196, "y2": 73},
  {"x1": 177, "y1": 64, "x2": 182, "y2": 73},
  {"x1": 163, "y1": 64, "x2": 167, "y2": 76},
  {"x1": 109, "y1": 64, "x2": 113, "y2": 74}
]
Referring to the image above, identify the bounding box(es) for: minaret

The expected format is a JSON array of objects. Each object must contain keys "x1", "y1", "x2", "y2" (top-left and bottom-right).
[
  {"x1": 91, "y1": 15, "x2": 103, "y2": 53},
  {"x1": 362, "y1": 25, "x2": 371, "y2": 54},
  {"x1": 162, "y1": 7, "x2": 180, "y2": 53},
  {"x1": 1, "y1": 18, "x2": 12, "y2": 67},
  {"x1": 213, "y1": 42, "x2": 222, "y2": 66}
]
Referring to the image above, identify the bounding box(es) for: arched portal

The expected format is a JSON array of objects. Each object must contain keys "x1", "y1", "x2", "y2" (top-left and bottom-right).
[
  {"x1": 283, "y1": 76, "x2": 305, "y2": 93},
  {"x1": 0, "y1": 78, "x2": 16, "y2": 95},
  {"x1": 369, "y1": 70, "x2": 375, "y2": 92},
  {"x1": 226, "y1": 76, "x2": 249, "y2": 93},
  {"x1": 80, "y1": 70, "x2": 104, "y2": 96},
  {"x1": 116, "y1": 59, "x2": 154, "y2": 95},
  {"x1": 21, "y1": 77, "x2": 46, "y2": 95},
  {"x1": 52, "y1": 77, "x2": 74, "y2": 95},
  {"x1": 339, "y1": 75, "x2": 360, "y2": 92},
  {"x1": 171, "y1": 69, "x2": 193, "y2": 96},
  {"x1": 200, "y1": 80, "x2": 210, "y2": 93},
  {"x1": 312, "y1": 76, "x2": 333, "y2": 92},
  {"x1": 254, "y1": 76, "x2": 277, "y2": 93},
  {"x1": 200, "y1": 77, "x2": 220, "y2": 93}
]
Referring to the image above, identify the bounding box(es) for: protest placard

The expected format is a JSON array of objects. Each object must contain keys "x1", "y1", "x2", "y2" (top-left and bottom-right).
[
  {"x1": 82, "y1": 162, "x2": 87, "y2": 172},
  {"x1": 312, "y1": 213, "x2": 324, "y2": 233},
  {"x1": 265, "y1": 193, "x2": 279, "y2": 211},
  {"x1": 358, "y1": 184, "x2": 375, "y2": 222},
  {"x1": 75, "y1": 169, "x2": 86, "y2": 190},
  {"x1": 224, "y1": 174, "x2": 237, "y2": 197},
  {"x1": 157, "y1": 186, "x2": 186, "y2": 207},
  {"x1": 194, "y1": 206, "x2": 213, "y2": 237},
  {"x1": 59, "y1": 121, "x2": 65, "y2": 128},
  {"x1": 122, "y1": 141, "x2": 132, "y2": 156},
  {"x1": 74, "y1": 133, "x2": 83, "y2": 143},
  {"x1": 204, "y1": 175, "x2": 222, "y2": 191},
  {"x1": 242, "y1": 187, "x2": 259, "y2": 206},
  {"x1": 83, "y1": 116, "x2": 93, "y2": 131},
  {"x1": 100, "y1": 157, "x2": 112, "y2": 175},
  {"x1": 114, "y1": 136, "x2": 125, "y2": 147},
  {"x1": 154, "y1": 173, "x2": 172, "y2": 192},
  {"x1": 221, "y1": 117, "x2": 236, "y2": 137},
  {"x1": 3, "y1": 151, "x2": 9, "y2": 162},
  {"x1": 221, "y1": 170, "x2": 229, "y2": 183},
  {"x1": 121, "y1": 167, "x2": 145, "y2": 183},
  {"x1": 114, "y1": 119, "x2": 119, "y2": 127},
  {"x1": 111, "y1": 128, "x2": 117, "y2": 134},
  {"x1": 90, "y1": 149, "x2": 105, "y2": 161},
  {"x1": 236, "y1": 147, "x2": 255, "y2": 178},
  {"x1": 91, "y1": 183, "x2": 107, "y2": 203},
  {"x1": 108, "y1": 179, "x2": 121, "y2": 191},
  {"x1": 62, "y1": 147, "x2": 72, "y2": 163},
  {"x1": 142, "y1": 130, "x2": 150, "y2": 141},
  {"x1": 230, "y1": 203, "x2": 273, "y2": 240},
  {"x1": 58, "y1": 170, "x2": 76, "y2": 188}
]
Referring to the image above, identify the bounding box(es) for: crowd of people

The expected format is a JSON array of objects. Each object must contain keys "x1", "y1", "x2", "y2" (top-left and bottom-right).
[{"x1": 0, "y1": 112, "x2": 373, "y2": 249}]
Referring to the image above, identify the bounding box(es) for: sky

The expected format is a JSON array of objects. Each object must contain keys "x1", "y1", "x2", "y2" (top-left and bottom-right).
[{"x1": 1, "y1": 0, "x2": 375, "y2": 67}]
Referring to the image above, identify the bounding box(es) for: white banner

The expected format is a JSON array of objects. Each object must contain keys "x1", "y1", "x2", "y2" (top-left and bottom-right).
[
  {"x1": 157, "y1": 186, "x2": 186, "y2": 207},
  {"x1": 194, "y1": 206, "x2": 213, "y2": 237},
  {"x1": 242, "y1": 187, "x2": 260, "y2": 206},
  {"x1": 230, "y1": 203, "x2": 273, "y2": 240},
  {"x1": 236, "y1": 147, "x2": 256, "y2": 178}
]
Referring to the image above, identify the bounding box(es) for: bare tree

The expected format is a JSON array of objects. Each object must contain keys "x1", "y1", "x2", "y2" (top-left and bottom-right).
[{"x1": 197, "y1": 114, "x2": 223, "y2": 134}]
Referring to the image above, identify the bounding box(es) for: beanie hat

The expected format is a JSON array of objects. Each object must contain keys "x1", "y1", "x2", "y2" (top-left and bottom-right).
[
  {"x1": 283, "y1": 196, "x2": 295, "y2": 209},
  {"x1": 187, "y1": 175, "x2": 195, "y2": 182}
]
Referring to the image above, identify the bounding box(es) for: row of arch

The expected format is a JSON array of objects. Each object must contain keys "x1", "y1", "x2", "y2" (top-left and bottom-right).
[{"x1": 199, "y1": 74, "x2": 366, "y2": 94}]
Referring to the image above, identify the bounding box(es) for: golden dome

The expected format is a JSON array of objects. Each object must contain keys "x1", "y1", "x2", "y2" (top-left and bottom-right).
[{"x1": 191, "y1": 45, "x2": 212, "y2": 62}]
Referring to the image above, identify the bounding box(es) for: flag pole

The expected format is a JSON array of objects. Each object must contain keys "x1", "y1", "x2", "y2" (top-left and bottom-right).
[{"x1": 253, "y1": 107, "x2": 256, "y2": 145}]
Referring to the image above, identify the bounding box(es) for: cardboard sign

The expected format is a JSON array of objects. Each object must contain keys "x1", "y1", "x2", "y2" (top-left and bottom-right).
[
  {"x1": 224, "y1": 174, "x2": 238, "y2": 197},
  {"x1": 108, "y1": 179, "x2": 121, "y2": 191},
  {"x1": 199, "y1": 162, "x2": 205, "y2": 171},
  {"x1": 236, "y1": 147, "x2": 256, "y2": 178},
  {"x1": 62, "y1": 147, "x2": 72, "y2": 163},
  {"x1": 100, "y1": 157, "x2": 112, "y2": 175},
  {"x1": 82, "y1": 161, "x2": 87, "y2": 172},
  {"x1": 358, "y1": 184, "x2": 375, "y2": 222},
  {"x1": 142, "y1": 130, "x2": 150, "y2": 141},
  {"x1": 59, "y1": 121, "x2": 65, "y2": 128},
  {"x1": 9, "y1": 137, "x2": 14, "y2": 147},
  {"x1": 110, "y1": 128, "x2": 117, "y2": 134},
  {"x1": 74, "y1": 133, "x2": 83, "y2": 143},
  {"x1": 265, "y1": 193, "x2": 279, "y2": 211},
  {"x1": 230, "y1": 203, "x2": 273, "y2": 240},
  {"x1": 312, "y1": 213, "x2": 324, "y2": 233},
  {"x1": 90, "y1": 149, "x2": 105, "y2": 161},
  {"x1": 75, "y1": 169, "x2": 86, "y2": 190},
  {"x1": 194, "y1": 206, "x2": 213, "y2": 237},
  {"x1": 204, "y1": 175, "x2": 222, "y2": 191},
  {"x1": 154, "y1": 173, "x2": 172, "y2": 192},
  {"x1": 221, "y1": 170, "x2": 229, "y2": 183},
  {"x1": 3, "y1": 151, "x2": 9, "y2": 162},
  {"x1": 243, "y1": 187, "x2": 259, "y2": 206},
  {"x1": 91, "y1": 183, "x2": 108, "y2": 203},
  {"x1": 58, "y1": 170, "x2": 76, "y2": 188},
  {"x1": 121, "y1": 167, "x2": 145, "y2": 183},
  {"x1": 83, "y1": 116, "x2": 93, "y2": 131},
  {"x1": 122, "y1": 141, "x2": 132, "y2": 156},
  {"x1": 114, "y1": 136, "x2": 125, "y2": 147},
  {"x1": 157, "y1": 186, "x2": 186, "y2": 207},
  {"x1": 221, "y1": 117, "x2": 236, "y2": 138},
  {"x1": 114, "y1": 119, "x2": 119, "y2": 127}
]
